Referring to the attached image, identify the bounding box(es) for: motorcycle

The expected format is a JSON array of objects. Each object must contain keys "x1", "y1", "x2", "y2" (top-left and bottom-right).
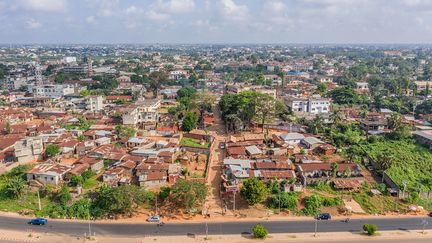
[{"x1": 343, "y1": 218, "x2": 350, "y2": 223}]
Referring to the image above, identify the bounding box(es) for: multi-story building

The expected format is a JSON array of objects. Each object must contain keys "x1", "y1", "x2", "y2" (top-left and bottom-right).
[
  {"x1": 122, "y1": 99, "x2": 161, "y2": 127},
  {"x1": 285, "y1": 96, "x2": 331, "y2": 114},
  {"x1": 85, "y1": 95, "x2": 105, "y2": 112},
  {"x1": 33, "y1": 84, "x2": 75, "y2": 99},
  {"x1": 14, "y1": 137, "x2": 43, "y2": 163}
]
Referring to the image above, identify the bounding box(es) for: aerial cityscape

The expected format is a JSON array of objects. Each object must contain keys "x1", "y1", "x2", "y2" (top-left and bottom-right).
[{"x1": 0, "y1": 1, "x2": 432, "y2": 243}]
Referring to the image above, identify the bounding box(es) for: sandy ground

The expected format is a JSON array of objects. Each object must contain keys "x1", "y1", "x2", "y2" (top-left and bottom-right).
[{"x1": 1, "y1": 228, "x2": 432, "y2": 243}]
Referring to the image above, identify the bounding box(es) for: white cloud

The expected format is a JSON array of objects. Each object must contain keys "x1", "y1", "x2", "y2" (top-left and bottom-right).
[
  {"x1": 159, "y1": 0, "x2": 195, "y2": 14},
  {"x1": 220, "y1": 0, "x2": 249, "y2": 22},
  {"x1": 86, "y1": 16, "x2": 97, "y2": 24},
  {"x1": 21, "y1": 0, "x2": 67, "y2": 12},
  {"x1": 26, "y1": 18, "x2": 42, "y2": 29},
  {"x1": 146, "y1": 10, "x2": 170, "y2": 22}
]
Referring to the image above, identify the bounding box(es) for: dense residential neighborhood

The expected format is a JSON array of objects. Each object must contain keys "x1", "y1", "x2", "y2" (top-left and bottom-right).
[{"x1": 0, "y1": 44, "x2": 432, "y2": 241}]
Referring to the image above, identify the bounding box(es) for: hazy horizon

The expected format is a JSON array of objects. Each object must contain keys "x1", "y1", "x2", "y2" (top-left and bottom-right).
[{"x1": 1, "y1": 0, "x2": 432, "y2": 44}]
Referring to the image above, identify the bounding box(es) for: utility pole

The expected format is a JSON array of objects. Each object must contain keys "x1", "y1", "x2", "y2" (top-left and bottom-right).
[
  {"x1": 278, "y1": 192, "x2": 281, "y2": 214},
  {"x1": 314, "y1": 219, "x2": 318, "y2": 237},
  {"x1": 233, "y1": 192, "x2": 236, "y2": 212},
  {"x1": 37, "y1": 190, "x2": 41, "y2": 211},
  {"x1": 87, "y1": 200, "x2": 92, "y2": 238},
  {"x1": 155, "y1": 196, "x2": 158, "y2": 215}
]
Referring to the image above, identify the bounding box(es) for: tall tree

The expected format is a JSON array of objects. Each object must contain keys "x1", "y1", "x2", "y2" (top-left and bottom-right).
[{"x1": 240, "y1": 178, "x2": 268, "y2": 205}]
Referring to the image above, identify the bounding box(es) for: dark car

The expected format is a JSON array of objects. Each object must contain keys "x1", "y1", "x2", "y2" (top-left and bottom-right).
[
  {"x1": 428, "y1": 212, "x2": 432, "y2": 217},
  {"x1": 28, "y1": 218, "x2": 48, "y2": 225},
  {"x1": 316, "y1": 213, "x2": 331, "y2": 220},
  {"x1": 219, "y1": 142, "x2": 226, "y2": 149}
]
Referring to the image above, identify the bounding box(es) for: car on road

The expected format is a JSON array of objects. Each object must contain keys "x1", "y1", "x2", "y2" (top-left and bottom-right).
[
  {"x1": 428, "y1": 212, "x2": 432, "y2": 217},
  {"x1": 219, "y1": 142, "x2": 225, "y2": 149},
  {"x1": 147, "y1": 215, "x2": 161, "y2": 222},
  {"x1": 316, "y1": 213, "x2": 331, "y2": 220},
  {"x1": 28, "y1": 218, "x2": 48, "y2": 225}
]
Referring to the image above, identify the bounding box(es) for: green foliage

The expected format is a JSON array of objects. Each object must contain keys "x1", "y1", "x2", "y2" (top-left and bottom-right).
[
  {"x1": 363, "y1": 224, "x2": 378, "y2": 236},
  {"x1": 54, "y1": 185, "x2": 71, "y2": 205},
  {"x1": 3, "y1": 176, "x2": 26, "y2": 199},
  {"x1": 415, "y1": 99, "x2": 432, "y2": 116},
  {"x1": 89, "y1": 75, "x2": 119, "y2": 91},
  {"x1": 169, "y1": 179, "x2": 207, "y2": 213},
  {"x1": 91, "y1": 184, "x2": 155, "y2": 218},
  {"x1": 240, "y1": 178, "x2": 268, "y2": 205},
  {"x1": 269, "y1": 192, "x2": 298, "y2": 211},
  {"x1": 70, "y1": 175, "x2": 84, "y2": 187},
  {"x1": 362, "y1": 140, "x2": 432, "y2": 192},
  {"x1": 159, "y1": 186, "x2": 171, "y2": 201},
  {"x1": 219, "y1": 91, "x2": 277, "y2": 132},
  {"x1": 182, "y1": 112, "x2": 198, "y2": 132},
  {"x1": 115, "y1": 125, "x2": 136, "y2": 138},
  {"x1": 330, "y1": 87, "x2": 363, "y2": 105},
  {"x1": 301, "y1": 194, "x2": 322, "y2": 216},
  {"x1": 180, "y1": 137, "x2": 209, "y2": 148},
  {"x1": 177, "y1": 86, "x2": 197, "y2": 99},
  {"x1": 252, "y1": 224, "x2": 268, "y2": 239},
  {"x1": 45, "y1": 144, "x2": 60, "y2": 157}
]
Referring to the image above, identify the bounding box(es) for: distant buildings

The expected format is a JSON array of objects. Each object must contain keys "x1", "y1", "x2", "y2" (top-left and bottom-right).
[
  {"x1": 122, "y1": 99, "x2": 161, "y2": 127},
  {"x1": 14, "y1": 137, "x2": 43, "y2": 163},
  {"x1": 32, "y1": 84, "x2": 75, "y2": 99},
  {"x1": 285, "y1": 95, "x2": 331, "y2": 114}
]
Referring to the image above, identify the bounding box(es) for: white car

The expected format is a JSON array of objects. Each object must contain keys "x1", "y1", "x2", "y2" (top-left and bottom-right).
[{"x1": 147, "y1": 215, "x2": 161, "y2": 222}]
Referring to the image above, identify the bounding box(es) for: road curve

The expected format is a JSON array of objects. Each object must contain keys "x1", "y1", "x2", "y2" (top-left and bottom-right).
[{"x1": 0, "y1": 215, "x2": 430, "y2": 237}]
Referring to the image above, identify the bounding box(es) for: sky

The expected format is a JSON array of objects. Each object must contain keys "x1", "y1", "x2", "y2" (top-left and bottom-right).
[{"x1": 1, "y1": 0, "x2": 432, "y2": 44}]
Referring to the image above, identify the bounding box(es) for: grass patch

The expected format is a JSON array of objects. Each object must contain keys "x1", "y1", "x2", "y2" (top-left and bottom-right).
[
  {"x1": 180, "y1": 137, "x2": 210, "y2": 149},
  {"x1": 83, "y1": 177, "x2": 98, "y2": 190}
]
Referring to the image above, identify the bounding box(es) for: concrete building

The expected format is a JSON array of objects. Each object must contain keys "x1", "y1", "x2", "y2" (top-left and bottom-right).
[
  {"x1": 122, "y1": 99, "x2": 161, "y2": 127},
  {"x1": 14, "y1": 137, "x2": 43, "y2": 163},
  {"x1": 33, "y1": 84, "x2": 75, "y2": 99},
  {"x1": 85, "y1": 95, "x2": 104, "y2": 112},
  {"x1": 285, "y1": 95, "x2": 331, "y2": 114},
  {"x1": 27, "y1": 163, "x2": 71, "y2": 186}
]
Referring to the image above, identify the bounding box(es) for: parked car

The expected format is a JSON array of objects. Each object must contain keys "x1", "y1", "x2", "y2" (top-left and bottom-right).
[
  {"x1": 147, "y1": 215, "x2": 161, "y2": 222},
  {"x1": 316, "y1": 213, "x2": 331, "y2": 220},
  {"x1": 28, "y1": 218, "x2": 48, "y2": 225},
  {"x1": 219, "y1": 142, "x2": 225, "y2": 149}
]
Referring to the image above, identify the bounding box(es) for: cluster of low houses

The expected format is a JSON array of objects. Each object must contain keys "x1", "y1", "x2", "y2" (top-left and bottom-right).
[
  {"x1": 0, "y1": 102, "x2": 213, "y2": 189},
  {"x1": 222, "y1": 132, "x2": 364, "y2": 194}
]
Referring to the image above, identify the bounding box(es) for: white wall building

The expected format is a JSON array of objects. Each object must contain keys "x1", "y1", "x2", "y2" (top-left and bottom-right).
[
  {"x1": 33, "y1": 84, "x2": 75, "y2": 99},
  {"x1": 286, "y1": 96, "x2": 331, "y2": 114}
]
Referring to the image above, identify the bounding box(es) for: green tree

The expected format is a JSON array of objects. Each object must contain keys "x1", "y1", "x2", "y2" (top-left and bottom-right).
[
  {"x1": 269, "y1": 192, "x2": 298, "y2": 211},
  {"x1": 55, "y1": 185, "x2": 71, "y2": 205},
  {"x1": 415, "y1": 99, "x2": 432, "y2": 117},
  {"x1": 45, "y1": 144, "x2": 60, "y2": 157},
  {"x1": 169, "y1": 179, "x2": 207, "y2": 212},
  {"x1": 330, "y1": 87, "x2": 360, "y2": 105},
  {"x1": 70, "y1": 175, "x2": 84, "y2": 187},
  {"x1": 301, "y1": 194, "x2": 322, "y2": 216},
  {"x1": 115, "y1": 125, "x2": 136, "y2": 138},
  {"x1": 177, "y1": 86, "x2": 196, "y2": 99},
  {"x1": 252, "y1": 224, "x2": 268, "y2": 239},
  {"x1": 182, "y1": 112, "x2": 198, "y2": 132},
  {"x1": 363, "y1": 224, "x2": 378, "y2": 236},
  {"x1": 4, "y1": 176, "x2": 26, "y2": 199},
  {"x1": 240, "y1": 178, "x2": 268, "y2": 205},
  {"x1": 330, "y1": 162, "x2": 339, "y2": 178}
]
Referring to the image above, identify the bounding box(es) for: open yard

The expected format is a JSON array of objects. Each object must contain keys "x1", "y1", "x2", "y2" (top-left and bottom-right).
[{"x1": 180, "y1": 137, "x2": 210, "y2": 149}]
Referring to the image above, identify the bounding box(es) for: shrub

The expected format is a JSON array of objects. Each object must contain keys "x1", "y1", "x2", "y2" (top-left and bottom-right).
[
  {"x1": 252, "y1": 224, "x2": 268, "y2": 239},
  {"x1": 363, "y1": 224, "x2": 378, "y2": 236},
  {"x1": 301, "y1": 194, "x2": 322, "y2": 215},
  {"x1": 269, "y1": 192, "x2": 298, "y2": 211}
]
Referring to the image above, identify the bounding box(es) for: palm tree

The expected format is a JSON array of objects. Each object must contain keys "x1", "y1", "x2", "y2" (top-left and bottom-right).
[
  {"x1": 330, "y1": 162, "x2": 339, "y2": 178},
  {"x1": 5, "y1": 176, "x2": 26, "y2": 199},
  {"x1": 377, "y1": 150, "x2": 393, "y2": 172},
  {"x1": 330, "y1": 108, "x2": 343, "y2": 128},
  {"x1": 308, "y1": 116, "x2": 324, "y2": 135}
]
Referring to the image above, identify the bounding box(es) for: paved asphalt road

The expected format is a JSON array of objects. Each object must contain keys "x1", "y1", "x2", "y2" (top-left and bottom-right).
[{"x1": 0, "y1": 215, "x2": 430, "y2": 237}]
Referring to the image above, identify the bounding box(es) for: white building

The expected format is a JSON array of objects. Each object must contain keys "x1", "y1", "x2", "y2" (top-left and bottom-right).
[
  {"x1": 85, "y1": 95, "x2": 105, "y2": 112},
  {"x1": 33, "y1": 84, "x2": 75, "y2": 99},
  {"x1": 122, "y1": 99, "x2": 161, "y2": 127},
  {"x1": 62, "y1": 57, "x2": 77, "y2": 64},
  {"x1": 285, "y1": 95, "x2": 331, "y2": 114},
  {"x1": 14, "y1": 137, "x2": 43, "y2": 163}
]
